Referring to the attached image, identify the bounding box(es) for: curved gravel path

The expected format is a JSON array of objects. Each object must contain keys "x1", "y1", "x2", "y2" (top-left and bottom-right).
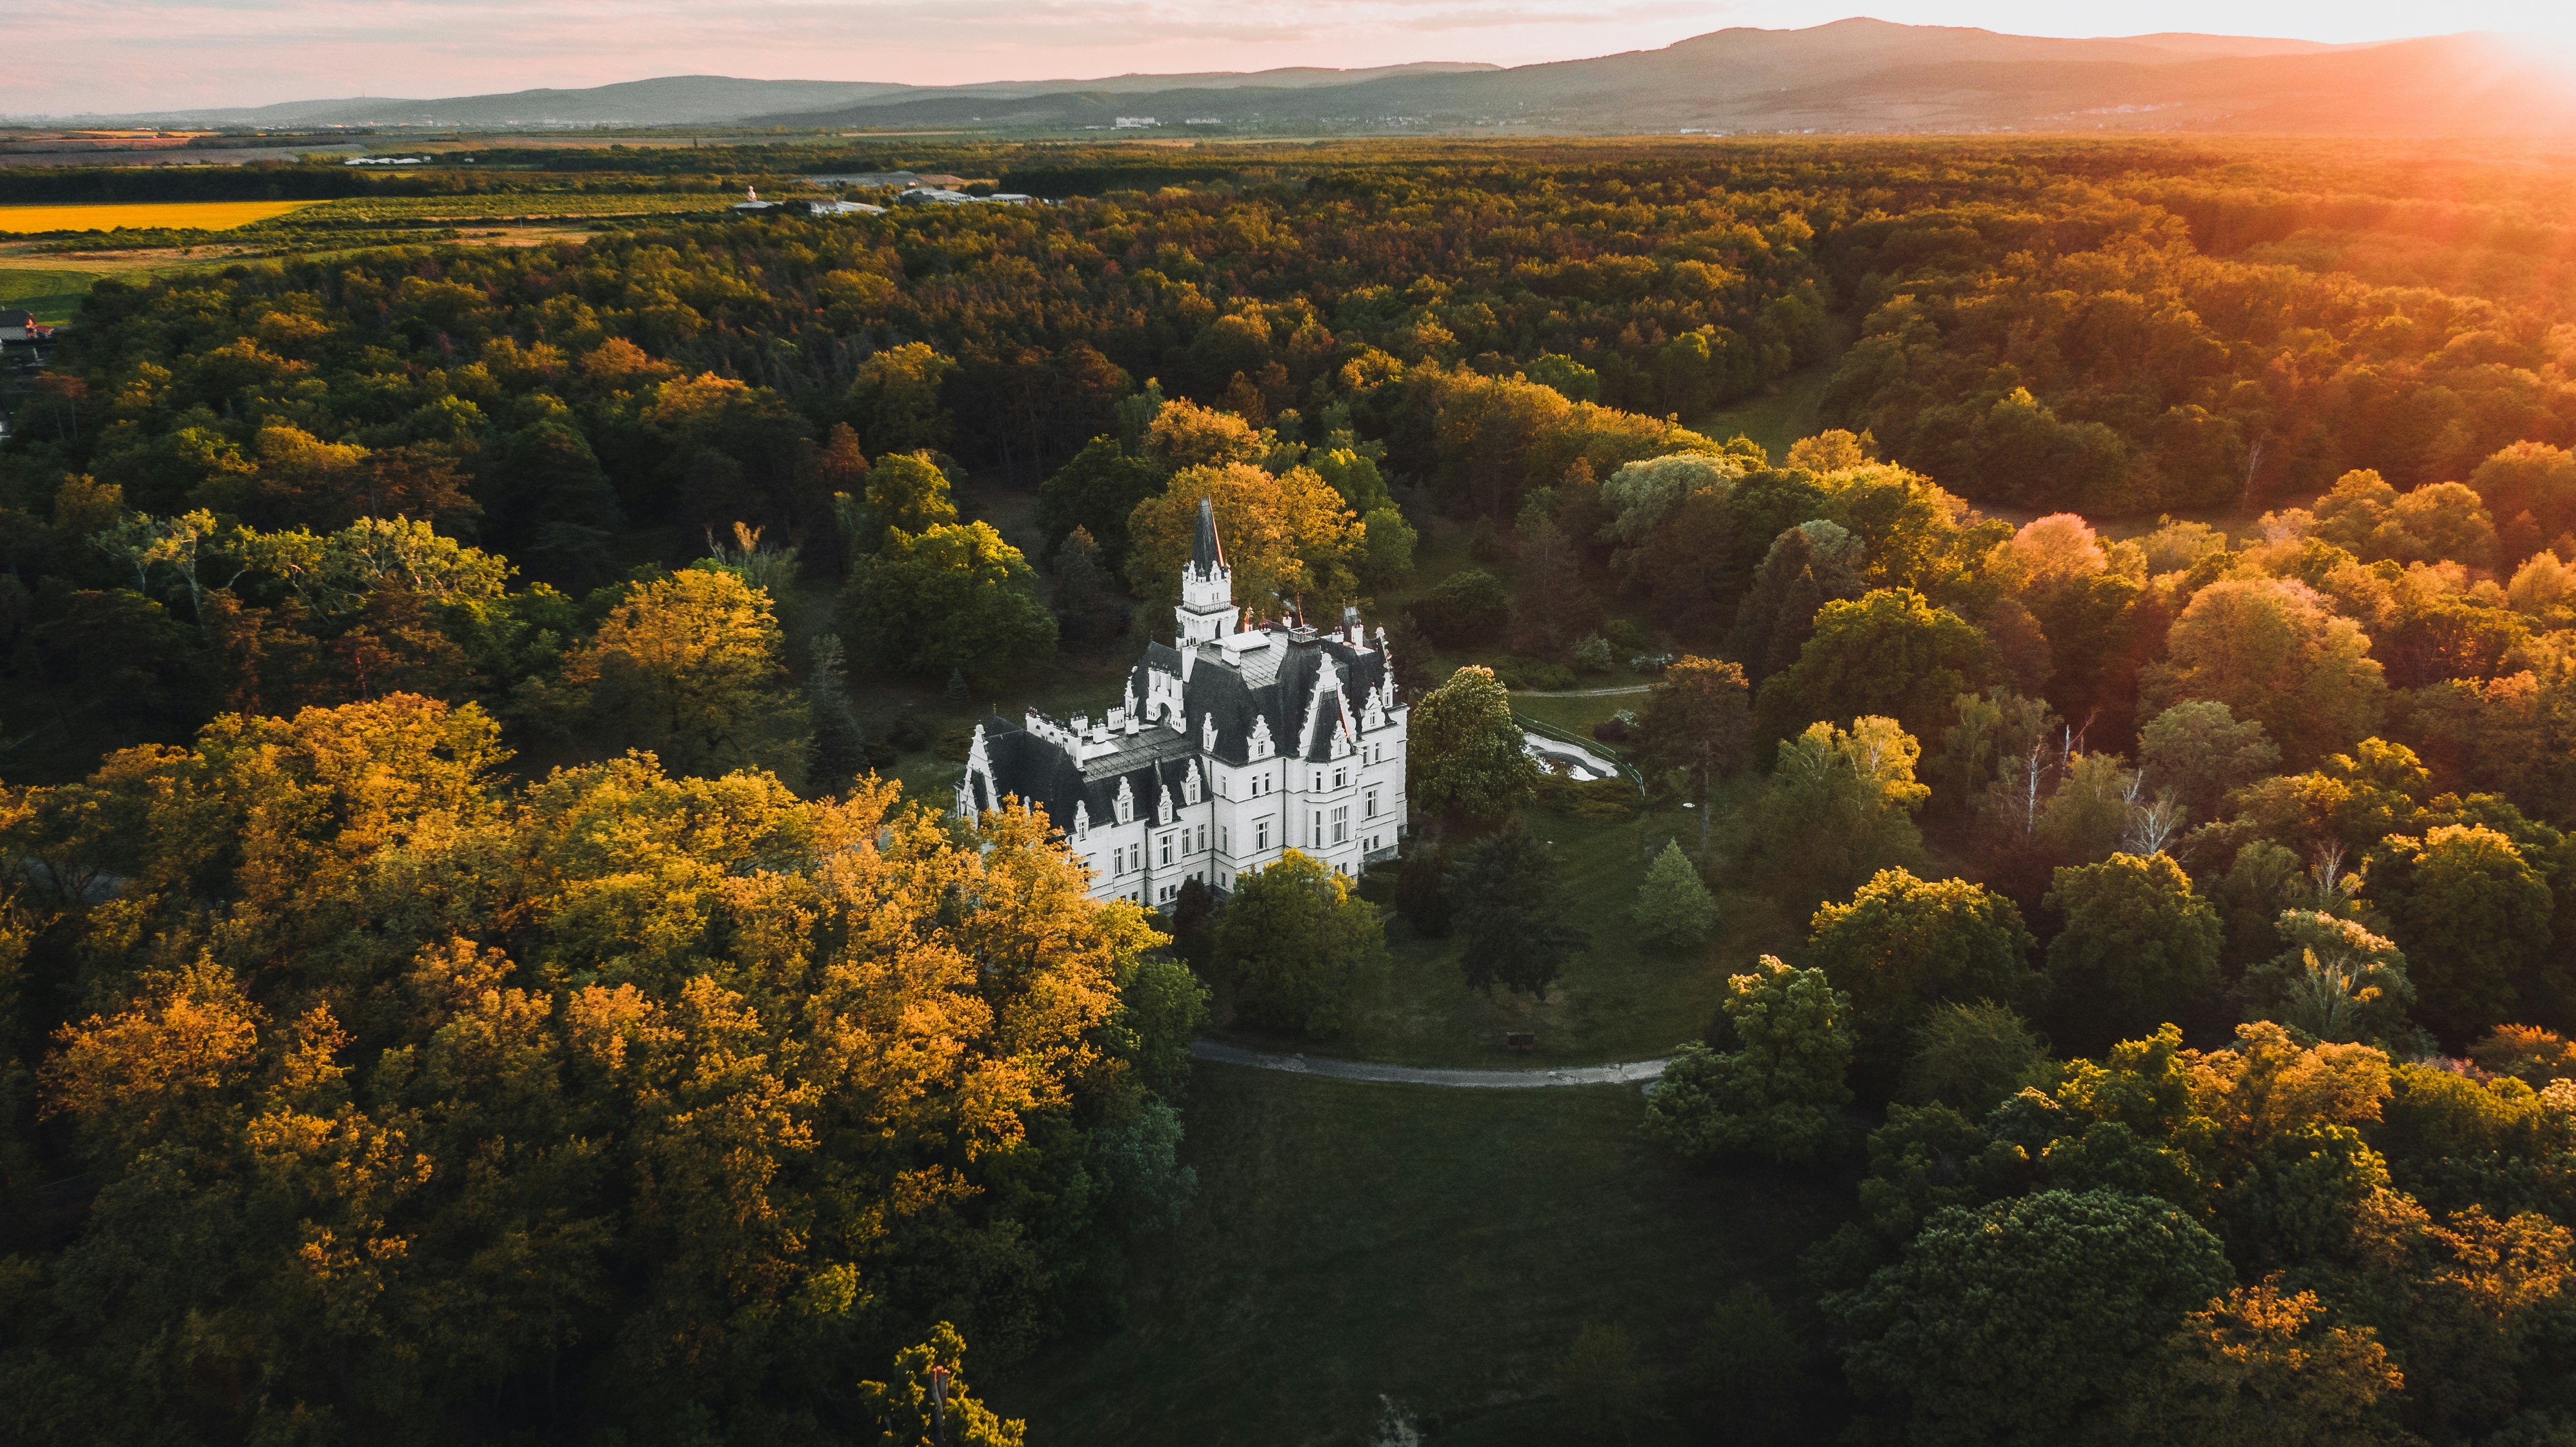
[
  {"x1": 1509, "y1": 684, "x2": 1655, "y2": 698},
  {"x1": 1190, "y1": 1039, "x2": 1670, "y2": 1088}
]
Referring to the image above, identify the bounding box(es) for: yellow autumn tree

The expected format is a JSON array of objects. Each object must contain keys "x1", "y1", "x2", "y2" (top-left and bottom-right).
[{"x1": 1123, "y1": 461, "x2": 1359, "y2": 623}]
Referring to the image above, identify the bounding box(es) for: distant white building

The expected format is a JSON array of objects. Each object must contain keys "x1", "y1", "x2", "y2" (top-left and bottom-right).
[
  {"x1": 1113, "y1": 116, "x2": 1160, "y2": 128},
  {"x1": 959, "y1": 500, "x2": 1409, "y2": 906}
]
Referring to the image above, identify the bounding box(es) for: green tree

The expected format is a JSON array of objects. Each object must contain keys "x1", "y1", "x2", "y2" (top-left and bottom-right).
[
  {"x1": 2138, "y1": 701, "x2": 2281, "y2": 823},
  {"x1": 1211, "y1": 850, "x2": 1390, "y2": 1033},
  {"x1": 1037, "y1": 434, "x2": 1162, "y2": 569},
  {"x1": 1631, "y1": 655, "x2": 1753, "y2": 853},
  {"x1": 2044, "y1": 854, "x2": 2224, "y2": 1055},
  {"x1": 1410, "y1": 666, "x2": 1543, "y2": 824},
  {"x1": 1756, "y1": 716, "x2": 1931, "y2": 909},
  {"x1": 852, "y1": 451, "x2": 960, "y2": 552},
  {"x1": 2037, "y1": 752, "x2": 2141, "y2": 865},
  {"x1": 2144, "y1": 578, "x2": 2386, "y2": 769},
  {"x1": 841, "y1": 521, "x2": 1058, "y2": 686},
  {"x1": 1729, "y1": 521, "x2": 1866, "y2": 682},
  {"x1": 565, "y1": 567, "x2": 810, "y2": 783},
  {"x1": 1114, "y1": 955, "x2": 1211, "y2": 1104},
  {"x1": 481, "y1": 420, "x2": 622, "y2": 587},
  {"x1": 1357, "y1": 505, "x2": 1419, "y2": 589},
  {"x1": 1634, "y1": 840, "x2": 1718, "y2": 951},
  {"x1": 1902, "y1": 1000, "x2": 2055, "y2": 1115},
  {"x1": 1311, "y1": 445, "x2": 1394, "y2": 513},
  {"x1": 1644, "y1": 956, "x2": 1854, "y2": 1164},
  {"x1": 1509, "y1": 516, "x2": 1600, "y2": 658},
  {"x1": 1411, "y1": 567, "x2": 1511, "y2": 647},
  {"x1": 2364, "y1": 823, "x2": 2555, "y2": 1046},
  {"x1": 1049, "y1": 525, "x2": 1127, "y2": 648},
  {"x1": 2240, "y1": 911, "x2": 2416, "y2": 1046},
  {"x1": 855, "y1": 1322, "x2": 1027, "y2": 1446},
  {"x1": 1447, "y1": 820, "x2": 1589, "y2": 998},
  {"x1": 1755, "y1": 587, "x2": 1999, "y2": 745},
  {"x1": 1807, "y1": 868, "x2": 2038, "y2": 1089},
  {"x1": 805, "y1": 632, "x2": 868, "y2": 789},
  {"x1": 1829, "y1": 1189, "x2": 2233, "y2": 1447},
  {"x1": 842, "y1": 341, "x2": 956, "y2": 454}
]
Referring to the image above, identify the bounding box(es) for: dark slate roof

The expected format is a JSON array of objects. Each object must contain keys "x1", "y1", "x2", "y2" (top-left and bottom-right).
[
  {"x1": 1190, "y1": 496, "x2": 1225, "y2": 576},
  {"x1": 975, "y1": 712, "x2": 1202, "y2": 835},
  {"x1": 1170, "y1": 628, "x2": 1386, "y2": 767},
  {"x1": 981, "y1": 623, "x2": 1391, "y2": 820}
]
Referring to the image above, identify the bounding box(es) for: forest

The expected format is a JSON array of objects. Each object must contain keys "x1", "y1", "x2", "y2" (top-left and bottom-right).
[{"x1": 6, "y1": 135, "x2": 2576, "y2": 1443}]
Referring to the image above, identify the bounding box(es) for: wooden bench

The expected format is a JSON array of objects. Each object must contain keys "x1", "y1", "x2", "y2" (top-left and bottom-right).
[{"x1": 1504, "y1": 1031, "x2": 1536, "y2": 1053}]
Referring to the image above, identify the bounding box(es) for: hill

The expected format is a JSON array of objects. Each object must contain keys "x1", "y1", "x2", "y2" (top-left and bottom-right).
[
  {"x1": 41, "y1": 20, "x2": 2576, "y2": 137},
  {"x1": 746, "y1": 21, "x2": 2576, "y2": 137},
  {"x1": 81, "y1": 62, "x2": 1500, "y2": 130}
]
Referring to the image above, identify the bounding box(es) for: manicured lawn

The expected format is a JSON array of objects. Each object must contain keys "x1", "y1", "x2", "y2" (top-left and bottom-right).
[
  {"x1": 990, "y1": 1065, "x2": 1851, "y2": 1445},
  {"x1": 1513, "y1": 690, "x2": 1644, "y2": 739}
]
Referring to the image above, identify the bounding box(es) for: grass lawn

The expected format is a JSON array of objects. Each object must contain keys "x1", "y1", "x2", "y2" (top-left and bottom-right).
[
  {"x1": 1696, "y1": 369, "x2": 1832, "y2": 463},
  {"x1": 991, "y1": 1065, "x2": 1851, "y2": 1445},
  {"x1": 1512, "y1": 691, "x2": 1644, "y2": 740},
  {"x1": 0, "y1": 267, "x2": 105, "y2": 323}
]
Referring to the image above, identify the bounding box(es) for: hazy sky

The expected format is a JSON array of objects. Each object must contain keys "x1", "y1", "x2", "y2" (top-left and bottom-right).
[{"x1": 18, "y1": 0, "x2": 2576, "y2": 115}]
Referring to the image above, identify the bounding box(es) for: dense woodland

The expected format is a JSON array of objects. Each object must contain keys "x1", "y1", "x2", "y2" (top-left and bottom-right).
[{"x1": 9, "y1": 138, "x2": 2576, "y2": 1442}]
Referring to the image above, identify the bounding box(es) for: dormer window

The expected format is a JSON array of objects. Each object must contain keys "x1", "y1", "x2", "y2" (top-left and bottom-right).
[{"x1": 1114, "y1": 777, "x2": 1135, "y2": 825}]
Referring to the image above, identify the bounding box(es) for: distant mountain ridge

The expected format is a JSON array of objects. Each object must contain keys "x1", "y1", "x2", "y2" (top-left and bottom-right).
[
  {"x1": 730, "y1": 22, "x2": 2572, "y2": 139},
  {"x1": 68, "y1": 63, "x2": 1502, "y2": 129},
  {"x1": 45, "y1": 20, "x2": 2576, "y2": 138}
]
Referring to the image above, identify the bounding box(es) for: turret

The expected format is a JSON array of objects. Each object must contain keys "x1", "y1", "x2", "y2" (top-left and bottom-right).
[{"x1": 1175, "y1": 497, "x2": 1240, "y2": 644}]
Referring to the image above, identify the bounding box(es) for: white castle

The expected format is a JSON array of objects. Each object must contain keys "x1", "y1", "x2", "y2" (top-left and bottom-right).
[{"x1": 957, "y1": 498, "x2": 1410, "y2": 906}]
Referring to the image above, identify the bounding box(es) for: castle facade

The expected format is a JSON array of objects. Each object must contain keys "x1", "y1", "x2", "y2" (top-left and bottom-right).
[{"x1": 957, "y1": 500, "x2": 1409, "y2": 905}]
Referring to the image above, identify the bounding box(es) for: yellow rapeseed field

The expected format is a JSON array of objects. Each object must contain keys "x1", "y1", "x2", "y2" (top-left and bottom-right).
[{"x1": 0, "y1": 200, "x2": 319, "y2": 234}]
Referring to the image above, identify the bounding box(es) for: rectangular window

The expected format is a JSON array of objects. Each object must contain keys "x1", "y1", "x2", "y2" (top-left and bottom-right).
[
  {"x1": 1197, "y1": 824, "x2": 1207, "y2": 853},
  {"x1": 1334, "y1": 768, "x2": 1347, "y2": 789},
  {"x1": 1365, "y1": 788, "x2": 1378, "y2": 818},
  {"x1": 1221, "y1": 826, "x2": 1229, "y2": 853},
  {"x1": 1112, "y1": 846, "x2": 1125, "y2": 874},
  {"x1": 1160, "y1": 835, "x2": 1174, "y2": 866},
  {"x1": 1333, "y1": 805, "x2": 1349, "y2": 844},
  {"x1": 1256, "y1": 820, "x2": 1270, "y2": 851},
  {"x1": 1312, "y1": 811, "x2": 1322, "y2": 846}
]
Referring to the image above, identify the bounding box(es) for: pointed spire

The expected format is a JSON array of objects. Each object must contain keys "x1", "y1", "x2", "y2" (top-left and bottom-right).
[{"x1": 1191, "y1": 496, "x2": 1225, "y2": 576}]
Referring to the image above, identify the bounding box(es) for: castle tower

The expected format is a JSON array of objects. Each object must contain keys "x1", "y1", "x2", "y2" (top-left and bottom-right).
[{"x1": 1176, "y1": 497, "x2": 1240, "y2": 644}]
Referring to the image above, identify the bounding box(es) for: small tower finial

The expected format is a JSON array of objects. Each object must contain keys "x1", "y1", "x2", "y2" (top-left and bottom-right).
[{"x1": 1175, "y1": 497, "x2": 1239, "y2": 645}]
